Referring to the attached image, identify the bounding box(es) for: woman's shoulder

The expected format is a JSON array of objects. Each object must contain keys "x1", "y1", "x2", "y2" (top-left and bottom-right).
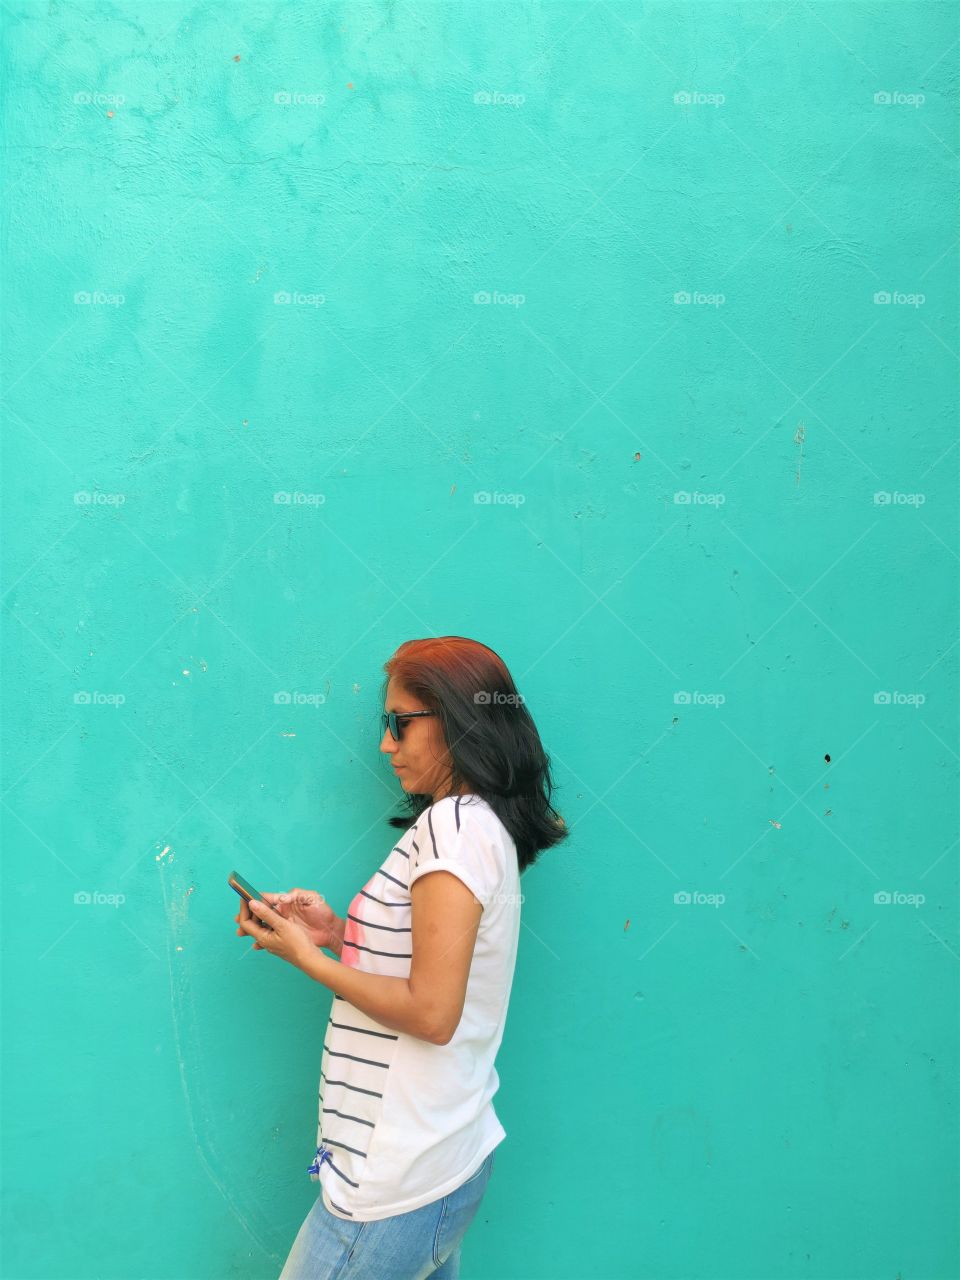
[
  {"x1": 418, "y1": 794, "x2": 514, "y2": 855},
  {"x1": 421, "y1": 792, "x2": 496, "y2": 828}
]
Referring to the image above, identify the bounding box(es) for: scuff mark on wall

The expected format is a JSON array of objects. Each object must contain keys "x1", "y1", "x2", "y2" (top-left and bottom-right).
[{"x1": 157, "y1": 861, "x2": 275, "y2": 1257}]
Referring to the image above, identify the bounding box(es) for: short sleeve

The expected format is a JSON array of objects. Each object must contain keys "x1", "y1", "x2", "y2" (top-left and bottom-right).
[{"x1": 407, "y1": 797, "x2": 504, "y2": 908}]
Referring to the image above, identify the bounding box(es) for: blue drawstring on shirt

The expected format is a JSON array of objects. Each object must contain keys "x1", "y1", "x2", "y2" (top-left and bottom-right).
[{"x1": 307, "y1": 1145, "x2": 333, "y2": 1180}]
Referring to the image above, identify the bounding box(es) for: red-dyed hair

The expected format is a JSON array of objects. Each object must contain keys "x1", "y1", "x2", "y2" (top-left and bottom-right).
[{"x1": 382, "y1": 636, "x2": 567, "y2": 873}]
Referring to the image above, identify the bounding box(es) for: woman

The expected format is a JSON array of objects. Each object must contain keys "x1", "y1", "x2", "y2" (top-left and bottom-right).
[{"x1": 235, "y1": 636, "x2": 567, "y2": 1279}]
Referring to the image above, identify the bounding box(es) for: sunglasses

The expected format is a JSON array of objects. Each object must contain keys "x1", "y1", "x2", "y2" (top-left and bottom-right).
[{"x1": 381, "y1": 710, "x2": 438, "y2": 742}]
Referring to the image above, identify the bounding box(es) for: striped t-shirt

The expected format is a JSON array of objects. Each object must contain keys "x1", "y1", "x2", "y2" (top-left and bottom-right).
[{"x1": 306, "y1": 792, "x2": 522, "y2": 1221}]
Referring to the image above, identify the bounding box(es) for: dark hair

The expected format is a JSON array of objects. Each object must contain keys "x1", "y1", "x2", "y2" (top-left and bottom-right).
[{"x1": 381, "y1": 636, "x2": 568, "y2": 873}]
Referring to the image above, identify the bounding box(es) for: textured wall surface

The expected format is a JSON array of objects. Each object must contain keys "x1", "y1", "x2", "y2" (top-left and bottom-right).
[{"x1": 2, "y1": 3, "x2": 957, "y2": 1278}]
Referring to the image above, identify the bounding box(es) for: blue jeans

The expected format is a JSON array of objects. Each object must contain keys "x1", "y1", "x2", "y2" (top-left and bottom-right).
[{"x1": 278, "y1": 1148, "x2": 497, "y2": 1280}]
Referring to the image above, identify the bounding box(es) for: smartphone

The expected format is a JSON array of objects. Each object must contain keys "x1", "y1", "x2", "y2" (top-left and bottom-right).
[{"x1": 228, "y1": 869, "x2": 276, "y2": 931}]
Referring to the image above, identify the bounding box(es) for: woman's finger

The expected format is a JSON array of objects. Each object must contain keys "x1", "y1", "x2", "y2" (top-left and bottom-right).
[{"x1": 247, "y1": 898, "x2": 282, "y2": 939}]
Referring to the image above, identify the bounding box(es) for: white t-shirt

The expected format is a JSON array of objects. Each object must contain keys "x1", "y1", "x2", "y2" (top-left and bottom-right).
[{"x1": 307, "y1": 793, "x2": 522, "y2": 1221}]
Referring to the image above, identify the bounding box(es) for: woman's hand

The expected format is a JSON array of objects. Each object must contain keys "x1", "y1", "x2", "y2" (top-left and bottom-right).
[
  {"x1": 234, "y1": 888, "x2": 344, "y2": 954},
  {"x1": 239, "y1": 887, "x2": 344, "y2": 955},
  {"x1": 235, "y1": 895, "x2": 315, "y2": 970}
]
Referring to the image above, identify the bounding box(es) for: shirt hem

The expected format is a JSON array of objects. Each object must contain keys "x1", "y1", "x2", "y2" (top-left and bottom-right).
[{"x1": 320, "y1": 1128, "x2": 505, "y2": 1222}]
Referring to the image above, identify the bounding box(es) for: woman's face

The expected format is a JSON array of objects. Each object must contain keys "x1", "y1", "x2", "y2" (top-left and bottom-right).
[{"x1": 379, "y1": 678, "x2": 459, "y2": 800}]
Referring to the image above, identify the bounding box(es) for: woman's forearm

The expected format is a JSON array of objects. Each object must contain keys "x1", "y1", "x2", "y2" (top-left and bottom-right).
[
  {"x1": 328, "y1": 914, "x2": 346, "y2": 957},
  {"x1": 296, "y1": 945, "x2": 439, "y2": 1043}
]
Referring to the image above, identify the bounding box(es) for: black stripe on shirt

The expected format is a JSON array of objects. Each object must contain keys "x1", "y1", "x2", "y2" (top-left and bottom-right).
[
  {"x1": 425, "y1": 807, "x2": 438, "y2": 859},
  {"x1": 358, "y1": 888, "x2": 407, "y2": 908},
  {"x1": 342, "y1": 939, "x2": 412, "y2": 959},
  {"x1": 376, "y1": 867, "x2": 407, "y2": 889},
  {"x1": 325, "y1": 1158, "x2": 360, "y2": 1189},
  {"x1": 330, "y1": 1019, "x2": 399, "y2": 1041},
  {"x1": 322, "y1": 1042, "x2": 390, "y2": 1069},
  {"x1": 323, "y1": 1136, "x2": 367, "y2": 1159},
  {"x1": 345, "y1": 911, "x2": 411, "y2": 935},
  {"x1": 322, "y1": 1107, "x2": 375, "y2": 1128},
  {"x1": 320, "y1": 1071, "x2": 383, "y2": 1099}
]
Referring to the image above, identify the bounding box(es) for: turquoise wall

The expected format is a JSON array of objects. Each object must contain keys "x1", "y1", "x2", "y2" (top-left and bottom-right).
[{"x1": 2, "y1": 3, "x2": 957, "y2": 1278}]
